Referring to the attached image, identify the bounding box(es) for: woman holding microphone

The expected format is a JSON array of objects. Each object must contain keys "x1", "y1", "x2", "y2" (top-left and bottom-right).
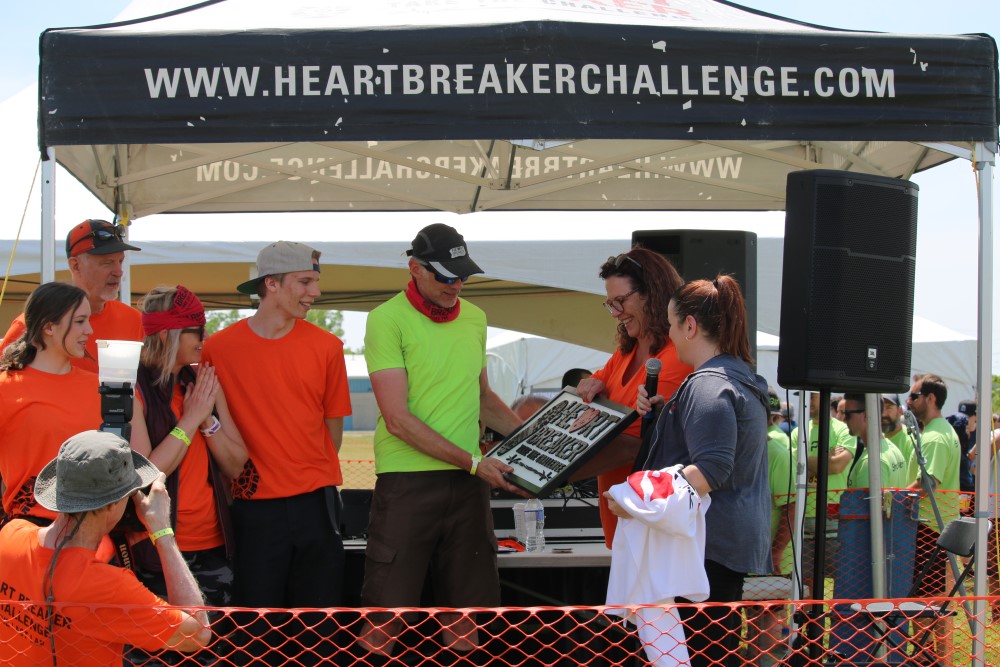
[
  {"x1": 574, "y1": 247, "x2": 692, "y2": 548},
  {"x1": 618, "y1": 275, "x2": 771, "y2": 667}
]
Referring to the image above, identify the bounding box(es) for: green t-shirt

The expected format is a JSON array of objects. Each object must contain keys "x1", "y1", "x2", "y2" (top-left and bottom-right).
[
  {"x1": 767, "y1": 435, "x2": 794, "y2": 539},
  {"x1": 886, "y1": 426, "x2": 919, "y2": 484},
  {"x1": 768, "y1": 423, "x2": 791, "y2": 450},
  {"x1": 846, "y1": 437, "x2": 910, "y2": 490},
  {"x1": 917, "y1": 417, "x2": 962, "y2": 530},
  {"x1": 364, "y1": 292, "x2": 487, "y2": 473},
  {"x1": 790, "y1": 418, "x2": 857, "y2": 517}
]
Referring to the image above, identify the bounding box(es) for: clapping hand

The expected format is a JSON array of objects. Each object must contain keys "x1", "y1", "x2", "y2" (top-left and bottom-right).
[{"x1": 183, "y1": 363, "x2": 220, "y2": 429}]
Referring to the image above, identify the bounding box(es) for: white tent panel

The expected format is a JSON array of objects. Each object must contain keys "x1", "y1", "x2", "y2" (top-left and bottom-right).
[
  {"x1": 486, "y1": 332, "x2": 610, "y2": 405},
  {"x1": 756, "y1": 316, "x2": 977, "y2": 405}
]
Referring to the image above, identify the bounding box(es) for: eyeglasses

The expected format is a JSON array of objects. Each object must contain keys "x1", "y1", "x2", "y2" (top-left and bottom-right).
[
  {"x1": 68, "y1": 224, "x2": 125, "y2": 253},
  {"x1": 908, "y1": 392, "x2": 925, "y2": 401},
  {"x1": 421, "y1": 263, "x2": 468, "y2": 285},
  {"x1": 607, "y1": 253, "x2": 643, "y2": 272},
  {"x1": 603, "y1": 288, "x2": 638, "y2": 315},
  {"x1": 842, "y1": 408, "x2": 866, "y2": 417},
  {"x1": 180, "y1": 326, "x2": 206, "y2": 340}
]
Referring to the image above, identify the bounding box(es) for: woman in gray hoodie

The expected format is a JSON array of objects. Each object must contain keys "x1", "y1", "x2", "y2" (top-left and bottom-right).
[{"x1": 633, "y1": 274, "x2": 771, "y2": 667}]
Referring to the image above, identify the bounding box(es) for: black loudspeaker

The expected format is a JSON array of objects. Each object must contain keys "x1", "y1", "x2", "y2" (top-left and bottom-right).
[
  {"x1": 632, "y1": 229, "x2": 757, "y2": 357},
  {"x1": 778, "y1": 170, "x2": 918, "y2": 392}
]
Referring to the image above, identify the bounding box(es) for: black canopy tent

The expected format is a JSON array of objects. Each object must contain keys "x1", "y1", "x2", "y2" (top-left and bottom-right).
[
  {"x1": 35, "y1": 0, "x2": 999, "y2": 655},
  {"x1": 37, "y1": 0, "x2": 997, "y2": 219}
]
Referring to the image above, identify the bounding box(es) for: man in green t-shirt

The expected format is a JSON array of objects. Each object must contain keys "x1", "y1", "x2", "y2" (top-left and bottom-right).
[
  {"x1": 840, "y1": 393, "x2": 910, "y2": 490},
  {"x1": 790, "y1": 392, "x2": 857, "y2": 523},
  {"x1": 905, "y1": 374, "x2": 962, "y2": 657},
  {"x1": 359, "y1": 224, "x2": 523, "y2": 658},
  {"x1": 789, "y1": 392, "x2": 856, "y2": 582},
  {"x1": 767, "y1": 387, "x2": 791, "y2": 450},
  {"x1": 882, "y1": 393, "x2": 919, "y2": 483}
]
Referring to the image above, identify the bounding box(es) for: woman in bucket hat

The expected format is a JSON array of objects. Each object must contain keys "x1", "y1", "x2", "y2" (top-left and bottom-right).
[{"x1": 0, "y1": 430, "x2": 210, "y2": 666}]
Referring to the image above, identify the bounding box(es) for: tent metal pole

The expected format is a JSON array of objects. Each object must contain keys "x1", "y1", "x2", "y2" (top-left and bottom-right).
[
  {"x1": 865, "y1": 393, "x2": 886, "y2": 599},
  {"x1": 970, "y1": 140, "x2": 995, "y2": 667},
  {"x1": 791, "y1": 392, "x2": 808, "y2": 600},
  {"x1": 40, "y1": 148, "x2": 56, "y2": 283},
  {"x1": 116, "y1": 146, "x2": 132, "y2": 307}
]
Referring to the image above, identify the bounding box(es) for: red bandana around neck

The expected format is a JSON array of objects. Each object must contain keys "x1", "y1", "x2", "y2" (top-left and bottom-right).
[{"x1": 405, "y1": 279, "x2": 461, "y2": 323}]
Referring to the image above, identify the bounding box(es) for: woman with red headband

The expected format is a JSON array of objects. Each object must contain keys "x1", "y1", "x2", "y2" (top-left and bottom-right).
[{"x1": 129, "y1": 285, "x2": 247, "y2": 612}]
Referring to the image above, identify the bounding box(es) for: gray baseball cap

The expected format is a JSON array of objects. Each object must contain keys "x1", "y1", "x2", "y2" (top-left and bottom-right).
[{"x1": 237, "y1": 241, "x2": 321, "y2": 295}]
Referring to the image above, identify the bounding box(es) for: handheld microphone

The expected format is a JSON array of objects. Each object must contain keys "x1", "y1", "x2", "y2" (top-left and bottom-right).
[
  {"x1": 632, "y1": 358, "x2": 662, "y2": 472},
  {"x1": 641, "y1": 358, "x2": 662, "y2": 434}
]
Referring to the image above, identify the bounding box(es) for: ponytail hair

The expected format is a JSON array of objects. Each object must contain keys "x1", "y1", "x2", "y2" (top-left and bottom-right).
[
  {"x1": 671, "y1": 274, "x2": 754, "y2": 364},
  {"x1": 0, "y1": 283, "x2": 88, "y2": 372}
]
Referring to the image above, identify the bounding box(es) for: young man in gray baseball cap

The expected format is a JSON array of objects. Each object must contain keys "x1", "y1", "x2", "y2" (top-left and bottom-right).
[
  {"x1": 0, "y1": 430, "x2": 210, "y2": 664},
  {"x1": 202, "y1": 240, "x2": 351, "y2": 661}
]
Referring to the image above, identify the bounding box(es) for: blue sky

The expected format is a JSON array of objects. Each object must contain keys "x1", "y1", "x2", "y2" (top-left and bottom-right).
[{"x1": 3, "y1": 0, "x2": 998, "y2": 368}]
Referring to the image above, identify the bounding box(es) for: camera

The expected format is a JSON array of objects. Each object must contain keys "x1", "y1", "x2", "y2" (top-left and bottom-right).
[
  {"x1": 99, "y1": 380, "x2": 148, "y2": 533},
  {"x1": 99, "y1": 382, "x2": 133, "y2": 441}
]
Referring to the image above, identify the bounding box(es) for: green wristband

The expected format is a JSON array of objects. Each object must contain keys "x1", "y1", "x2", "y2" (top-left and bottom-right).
[{"x1": 169, "y1": 426, "x2": 191, "y2": 447}]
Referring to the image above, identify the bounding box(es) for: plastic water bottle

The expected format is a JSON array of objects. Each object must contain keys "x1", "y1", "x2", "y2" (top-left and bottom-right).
[
  {"x1": 524, "y1": 498, "x2": 545, "y2": 552},
  {"x1": 512, "y1": 502, "x2": 527, "y2": 544}
]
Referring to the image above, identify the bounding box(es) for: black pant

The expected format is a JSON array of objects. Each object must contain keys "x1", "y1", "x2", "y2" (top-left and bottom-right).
[
  {"x1": 677, "y1": 559, "x2": 747, "y2": 667},
  {"x1": 230, "y1": 488, "x2": 344, "y2": 666}
]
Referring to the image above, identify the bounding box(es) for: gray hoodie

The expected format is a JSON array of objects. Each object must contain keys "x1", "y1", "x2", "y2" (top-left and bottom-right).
[{"x1": 645, "y1": 354, "x2": 772, "y2": 575}]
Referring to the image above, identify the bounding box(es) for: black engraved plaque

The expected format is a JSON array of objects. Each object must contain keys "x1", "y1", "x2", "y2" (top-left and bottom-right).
[{"x1": 485, "y1": 388, "x2": 637, "y2": 497}]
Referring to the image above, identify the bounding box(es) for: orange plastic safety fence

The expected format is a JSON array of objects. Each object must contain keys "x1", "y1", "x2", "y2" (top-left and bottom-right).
[
  {"x1": 756, "y1": 487, "x2": 978, "y2": 602},
  {"x1": 4, "y1": 598, "x2": 1000, "y2": 666},
  {"x1": 341, "y1": 458, "x2": 377, "y2": 489}
]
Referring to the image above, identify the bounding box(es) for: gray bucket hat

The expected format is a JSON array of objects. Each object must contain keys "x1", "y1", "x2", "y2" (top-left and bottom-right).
[{"x1": 34, "y1": 430, "x2": 160, "y2": 514}]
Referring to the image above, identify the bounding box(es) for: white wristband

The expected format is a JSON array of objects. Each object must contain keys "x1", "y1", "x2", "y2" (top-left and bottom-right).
[{"x1": 200, "y1": 416, "x2": 222, "y2": 437}]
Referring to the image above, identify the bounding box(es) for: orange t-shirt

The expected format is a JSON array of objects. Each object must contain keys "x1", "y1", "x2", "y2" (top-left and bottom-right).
[
  {"x1": 136, "y1": 384, "x2": 223, "y2": 552},
  {"x1": 0, "y1": 367, "x2": 102, "y2": 520},
  {"x1": 592, "y1": 340, "x2": 692, "y2": 548},
  {"x1": 202, "y1": 319, "x2": 352, "y2": 500},
  {"x1": 1, "y1": 300, "x2": 142, "y2": 374},
  {"x1": 0, "y1": 520, "x2": 183, "y2": 666}
]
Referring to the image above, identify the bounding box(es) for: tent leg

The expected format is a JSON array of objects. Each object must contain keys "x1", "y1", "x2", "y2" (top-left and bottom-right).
[{"x1": 970, "y1": 140, "x2": 995, "y2": 667}]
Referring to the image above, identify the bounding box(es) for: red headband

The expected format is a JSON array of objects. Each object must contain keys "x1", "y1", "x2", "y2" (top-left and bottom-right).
[{"x1": 141, "y1": 285, "x2": 206, "y2": 336}]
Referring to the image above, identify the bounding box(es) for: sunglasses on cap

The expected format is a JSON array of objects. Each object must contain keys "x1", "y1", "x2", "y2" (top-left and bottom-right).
[
  {"x1": 607, "y1": 253, "x2": 643, "y2": 272},
  {"x1": 421, "y1": 262, "x2": 469, "y2": 285},
  {"x1": 68, "y1": 224, "x2": 126, "y2": 254}
]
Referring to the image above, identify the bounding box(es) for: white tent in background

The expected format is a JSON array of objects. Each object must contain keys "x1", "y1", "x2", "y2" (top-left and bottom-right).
[
  {"x1": 486, "y1": 332, "x2": 610, "y2": 406},
  {"x1": 756, "y1": 316, "x2": 978, "y2": 406},
  {"x1": 1, "y1": 236, "x2": 980, "y2": 405},
  {"x1": 487, "y1": 314, "x2": 978, "y2": 409}
]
